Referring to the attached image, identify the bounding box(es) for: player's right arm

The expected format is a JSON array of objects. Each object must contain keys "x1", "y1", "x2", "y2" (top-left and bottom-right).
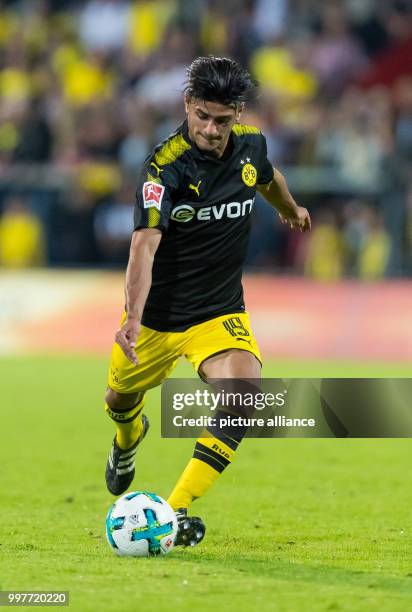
[
  {"x1": 115, "y1": 228, "x2": 162, "y2": 365},
  {"x1": 115, "y1": 143, "x2": 182, "y2": 364}
]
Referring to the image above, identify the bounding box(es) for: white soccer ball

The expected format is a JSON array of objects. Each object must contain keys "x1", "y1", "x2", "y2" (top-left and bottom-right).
[{"x1": 105, "y1": 491, "x2": 178, "y2": 557}]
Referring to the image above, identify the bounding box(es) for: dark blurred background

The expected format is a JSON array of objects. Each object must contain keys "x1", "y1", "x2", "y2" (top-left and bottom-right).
[{"x1": 0, "y1": 0, "x2": 411, "y2": 279}]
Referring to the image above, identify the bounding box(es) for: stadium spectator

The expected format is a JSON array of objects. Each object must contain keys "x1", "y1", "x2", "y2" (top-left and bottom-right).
[
  {"x1": 357, "y1": 211, "x2": 390, "y2": 279},
  {"x1": 304, "y1": 209, "x2": 344, "y2": 280},
  {"x1": 358, "y1": 0, "x2": 412, "y2": 88},
  {"x1": 13, "y1": 96, "x2": 52, "y2": 162},
  {"x1": 313, "y1": 87, "x2": 390, "y2": 190},
  {"x1": 342, "y1": 200, "x2": 391, "y2": 279},
  {"x1": 253, "y1": 0, "x2": 289, "y2": 43},
  {"x1": 309, "y1": 2, "x2": 368, "y2": 96},
  {"x1": 93, "y1": 181, "x2": 134, "y2": 264},
  {"x1": 78, "y1": 0, "x2": 131, "y2": 53},
  {"x1": 0, "y1": 195, "x2": 45, "y2": 267}
]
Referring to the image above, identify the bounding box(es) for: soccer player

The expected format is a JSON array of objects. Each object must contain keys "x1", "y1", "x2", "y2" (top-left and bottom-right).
[{"x1": 104, "y1": 56, "x2": 311, "y2": 546}]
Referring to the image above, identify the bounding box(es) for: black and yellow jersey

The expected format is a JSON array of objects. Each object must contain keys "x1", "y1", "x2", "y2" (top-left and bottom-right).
[{"x1": 134, "y1": 120, "x2": 274, "y2": 331}]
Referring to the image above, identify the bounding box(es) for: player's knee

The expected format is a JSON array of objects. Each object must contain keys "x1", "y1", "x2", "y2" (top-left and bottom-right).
[{"x1": 105, "y1": 387, "x2": 143, "y2": 411}]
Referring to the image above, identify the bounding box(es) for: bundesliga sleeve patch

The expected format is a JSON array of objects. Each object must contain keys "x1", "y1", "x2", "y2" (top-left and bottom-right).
[{"x1": 142, "y1": 181, "x2": 165, "y2": 210}]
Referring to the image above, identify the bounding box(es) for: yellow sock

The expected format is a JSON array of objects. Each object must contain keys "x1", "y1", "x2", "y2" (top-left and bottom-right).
[
  {"x1": 167, "y1": 434, "x2": 236, "y2": 510},
  {"x1": 105, "y1": 401, "x2": 144, "y2": 450}
]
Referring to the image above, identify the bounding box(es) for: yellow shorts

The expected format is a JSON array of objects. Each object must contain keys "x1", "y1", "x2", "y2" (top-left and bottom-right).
[{"x1": 108, "y1": 312, "x2": 261, "y2": 394}]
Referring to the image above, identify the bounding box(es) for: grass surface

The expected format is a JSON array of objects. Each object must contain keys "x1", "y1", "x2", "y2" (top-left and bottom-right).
[{"x1": 1, "y1": 356, "x2": 412, "y2": 611}]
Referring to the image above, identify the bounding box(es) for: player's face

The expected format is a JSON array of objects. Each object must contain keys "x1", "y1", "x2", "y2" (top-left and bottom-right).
[{"x1": 185, "y1": 98, "x2": 242, "y2": 157}]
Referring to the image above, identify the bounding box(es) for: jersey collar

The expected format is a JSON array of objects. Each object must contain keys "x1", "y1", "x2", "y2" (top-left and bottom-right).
[{"x1": 181, "y1": 120, "x2": 238, "y2": 163}]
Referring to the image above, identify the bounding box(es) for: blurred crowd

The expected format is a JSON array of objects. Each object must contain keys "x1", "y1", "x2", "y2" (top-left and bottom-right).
[{"x1": 0, "y1": 0, "x2": 411, "y2": 278}]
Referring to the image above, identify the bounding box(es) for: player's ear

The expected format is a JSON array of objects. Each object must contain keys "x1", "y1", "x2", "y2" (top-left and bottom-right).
[
  {"x1": 184, "y1": 95, "x2": 191, "y2": 114},
  {"x1": 235, "y1": 103, "x2": 245, "y2": 123}
]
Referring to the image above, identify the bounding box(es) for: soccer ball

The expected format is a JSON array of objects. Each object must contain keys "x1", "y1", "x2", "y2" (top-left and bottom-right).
[{"x1": 105, "y1": 491, "x2": 178, "y2": 557}]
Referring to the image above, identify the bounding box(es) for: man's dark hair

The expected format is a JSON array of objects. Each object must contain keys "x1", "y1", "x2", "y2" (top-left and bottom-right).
[{"x1": 184, "y1": 56, "x2": 258, "y2": 106}]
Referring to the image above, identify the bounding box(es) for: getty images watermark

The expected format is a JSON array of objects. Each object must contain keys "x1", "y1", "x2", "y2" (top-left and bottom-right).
[
  {"x1": 161, "y1": 379, "x2": 318, "y2": 438},
  {"x1": 161, "y1": 378, "x2": 412, "y2": 438},
  {"x1": 171, "y1": 387, "x2": 315, "y2": 430}
]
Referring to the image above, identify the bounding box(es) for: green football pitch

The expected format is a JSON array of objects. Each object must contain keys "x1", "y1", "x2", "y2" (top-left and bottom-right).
[{"x1": 2, "y1": 355, "x2": 412, "y2": 612}]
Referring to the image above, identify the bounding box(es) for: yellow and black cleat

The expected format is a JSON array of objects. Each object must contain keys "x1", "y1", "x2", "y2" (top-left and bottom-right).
[
  {"x1": 174, "y1": 508, "x2": 206, "y2": 547},
  {"x1": 105, "y1": 415, "x2": 150, "y2": 495}
]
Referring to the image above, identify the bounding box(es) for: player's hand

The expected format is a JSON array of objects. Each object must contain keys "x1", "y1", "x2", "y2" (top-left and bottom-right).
[
  {"x1": 279, "y1": 206, "x2": 311, "y2": 232},
  {"x1": 115, "y1": 318, "x2": 140, "y2": 365}
]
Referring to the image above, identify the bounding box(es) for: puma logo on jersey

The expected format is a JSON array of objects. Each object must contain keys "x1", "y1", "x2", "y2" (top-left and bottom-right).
[
  {"x1": 236, "y1": 337, "x2": 252, "y2": 346},
  {"x1": 188, "y1": 180, "x2": 202, "y2": 197},
  {"x1": 150, "y1": 162, "x2": 164, "y2": 176}
]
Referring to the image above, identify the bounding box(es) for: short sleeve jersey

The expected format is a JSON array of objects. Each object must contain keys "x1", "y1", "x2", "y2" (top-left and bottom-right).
[{"x1": 134, "y1": 120, "x2": 274, "y2": 331}]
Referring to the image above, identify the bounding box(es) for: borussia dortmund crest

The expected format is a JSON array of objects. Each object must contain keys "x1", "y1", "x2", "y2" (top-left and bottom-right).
[{"x1": 242, "y1": 163, "x2": 257, "y2": 187}]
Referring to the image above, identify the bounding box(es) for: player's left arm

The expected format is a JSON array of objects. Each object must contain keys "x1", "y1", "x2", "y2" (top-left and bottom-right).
[{"x1": 257, "y1": 168, "x2": 311, "y2": 232}]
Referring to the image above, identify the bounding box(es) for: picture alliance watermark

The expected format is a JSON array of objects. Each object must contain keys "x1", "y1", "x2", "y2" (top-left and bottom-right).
[
  {"x1": 161, "y1": 378, "x2": 412, "y2": 438},
  {"x1": 172, "y1": 414, "x2": 316, "y2": 429}
]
